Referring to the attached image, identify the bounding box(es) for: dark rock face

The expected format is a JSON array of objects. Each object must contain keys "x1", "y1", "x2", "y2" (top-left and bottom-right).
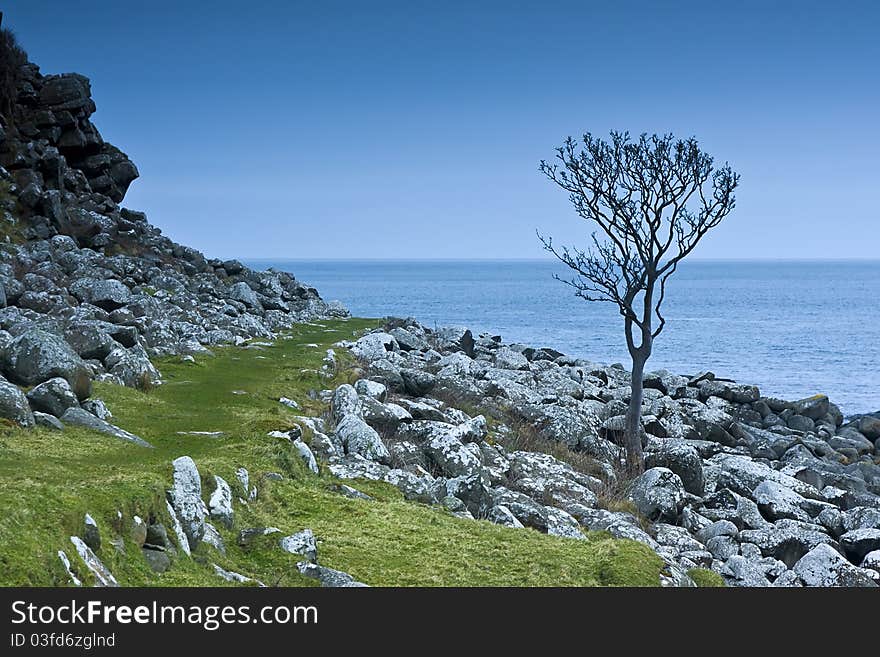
[{"x1": 0, "y1": 49, "x2": 348, "y2": 428}]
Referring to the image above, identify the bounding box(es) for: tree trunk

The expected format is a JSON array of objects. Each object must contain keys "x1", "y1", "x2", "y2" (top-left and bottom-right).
[{"x1": 624, "y1": 351, "x2": 647, "y2": 475}]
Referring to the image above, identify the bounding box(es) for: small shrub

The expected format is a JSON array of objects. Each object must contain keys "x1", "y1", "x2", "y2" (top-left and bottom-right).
[
  {"x1": 497, "y1": 418, "x2": 607, "y2": 480},
  {"x1": 688, "y1": 568, "x2": 725, "y2": 587},
  {"x1": 135, "y1": 371, "x2": 156, "y2": 393}
]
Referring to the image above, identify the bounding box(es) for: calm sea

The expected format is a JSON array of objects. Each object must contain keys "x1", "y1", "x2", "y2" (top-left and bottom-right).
[{"x1": 245, "y1": 259, "x2": 880, "y2": 416}]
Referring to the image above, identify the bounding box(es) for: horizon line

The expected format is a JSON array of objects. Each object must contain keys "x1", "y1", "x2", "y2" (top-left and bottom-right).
[{"x1": 237, "y1": 256, "x2": 880, "y2": 263}]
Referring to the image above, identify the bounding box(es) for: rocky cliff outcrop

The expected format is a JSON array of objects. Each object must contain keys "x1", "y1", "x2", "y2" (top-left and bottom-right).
[{"x1": 0, "y1": 38, "x2": 346, "y2": 431}]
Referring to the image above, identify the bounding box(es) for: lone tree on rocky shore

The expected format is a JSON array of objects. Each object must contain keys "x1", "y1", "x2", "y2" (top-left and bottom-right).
[{"x1": 539, "y1": 132, "x2": 739, "y2": 473}]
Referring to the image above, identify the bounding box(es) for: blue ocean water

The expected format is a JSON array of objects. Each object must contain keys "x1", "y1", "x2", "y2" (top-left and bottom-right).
[{"x1": 245, "y1": 259, "x2": 880, "y2": 416}]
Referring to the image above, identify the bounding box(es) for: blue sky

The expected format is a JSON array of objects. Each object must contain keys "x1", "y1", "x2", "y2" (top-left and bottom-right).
[{"x1": 4, "y1": 1, "x2": 878, "y2": 259}]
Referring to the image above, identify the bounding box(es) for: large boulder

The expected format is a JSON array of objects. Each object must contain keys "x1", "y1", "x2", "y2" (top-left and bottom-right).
[
  {"x1": 69, "y1": 278, "x2": 132, "y2": 311},
  {"x1": 3, "y1": 329, "x2": 91, "y2": 400},
  {"x1": 105, "y1": 346, "x2": 161, "y2": 389},
  {"x1": 645, "y1": 439, "x2": 704, "y2": 495},
  {"x1": 839, "y1": 529, "x2": 880, "y2": 563},
  {"x1": 753, "y1": 480, "x2": 811, "y2": 523},
  {"x1": 26, "y1": 377, "x2": 79, "y2": 417},
  {"x1": 739, "y1": 519, "x2": 836, "y2": 568},
  {"x1": 423, "y1": 431, "x2": 484, "y2": 479},
  {"x1": 64, "y1": 322, "x2": 117, "y2": 360},
  {"x1": 331, "y1": 384, "x2": 360, "y2": 423},
  {"x1": 792, "y1": 394, "x2": 830, "y2": 421},
  {"x1": 334, "y1": 414, "x2": 390, "y2": 463},
  {"x1": 350, "y1": 332, "x2": 398, "y2": 361},
  {"x1": 628, "y1": 467, "x2": 685, "y2": 522},
  {"x1": 793, "y1": 543, "x2": 876, "y2": 587},
  {"x1": 0, "y1": 379, "x2": 35, "y2": 427},
  {"x1": 227, "y1": 282, "x2": 262, "y2": 309}
]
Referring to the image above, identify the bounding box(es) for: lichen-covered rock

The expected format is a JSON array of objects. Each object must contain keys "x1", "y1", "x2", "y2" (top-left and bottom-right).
[
  {"x1": 645, "y1": 439, "x2": 704, "y2": 496},
  {"x1": 208, "y1": 475, "x2": 233, "y2": 529},
  {"x1": 486, "y1": 505, "x2": 525, "y2": 528},
  {"x1": 335, "y1": 414, "x2": 390, "y2": 463},
  {"x1": 69, "y1": 278, "x2": 132, "y2": 311},
  {"x1": 279, "y1": 529, "x2": 318, "y2": 563},
  {"x1": 629, "y1": 467, "x2": 685, "y2": 522},
  {"x1": 0, "y1": 378, "x2": 35, "y2": 427},
  {"x1": 793, "y1": 543, "x2": 877, "y2": 587},
  {"x1": 26, "y1": 376, "x2": 79, "y2": 417},
  {"x1": 293, "y1": 439, "x2": 320, "y2": 474},
  {"x1": 167, "y1": 456, "x2": 206, "y2": 548},
  {"x1": 3, "y1": 329, "x2": 91, "y2": 400}
]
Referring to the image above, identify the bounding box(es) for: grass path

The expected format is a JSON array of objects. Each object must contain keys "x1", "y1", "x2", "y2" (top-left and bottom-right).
[{"x1": 0, "y1": 318, "x2": 665, "y2": 586}]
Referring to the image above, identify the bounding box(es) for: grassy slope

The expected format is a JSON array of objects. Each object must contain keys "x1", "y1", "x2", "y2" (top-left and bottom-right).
[{"x1": 0, "y1": 318, "x2": 664, "y2": 587}]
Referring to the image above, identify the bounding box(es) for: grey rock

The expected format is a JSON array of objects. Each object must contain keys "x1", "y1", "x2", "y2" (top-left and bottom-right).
[
  {"x1": 706, "y1": 535, "x2": 739, "y2": 560},
  {"x1": 721, "y1": 555, "x2": 771, "y2": 587},
  {"x1": 350, "y1": 332, "x2": 398, "y2": 361},
  {"x1": 335, "y1": 414, "x2": 390, "y2": 463},
  {"x1": 740, "y1": 519, "x2": 836, "y2": 567},
  {"x1": 142, "y1": 548, "x2": 171, "y2": 573},
  {"x1": 354, "y1": 378, "x2": 387, "y2": 401},
  {"x1": 0, "y1": 379, "x2": 35, "y2": 427},
  {"x1": 167, "y1": 456, "x2": 206, "y2": 549},
  {"x1": 753, "y1": 480, "x2": 811, "y2": 522},
  {"x1": 645, "y1": 439, "x2": 704, "y2": 495},
  {"x1": 336, "y1": 484, "x2": 373, "y2": 501},
  {"x1": 696, "y1": 520, "x2": 739, "y2": 544},
  {"x1": 293, "y1": 439, "x2": 320, "y2": 474},
  {"x1": 208, "y1": 475, "x2": 234, "y2": 529},
  {"x1": 327, "y1": 454, "x2": 390, "y2": 481},
  {"x1": 4, "y1": 329, "x2": 91, "y2": 400},
  {"x1": 60, "y1": 407, "x2": 151, "y2": 446},
  {"x1": 383, "y1": 468, "x2": 437, "y2": 503},
  {"x1": 280, "y1": 529, "x2": 318, "y2": 563},
  {"x1": 34, "y1": 411, "x2": 64, "y2": 430},
  {"x1": 486, "y1": 505, "x2": 525, "y2": 528},
  {"x1": 296, "y1": 562, "x2": 368, "y2": 587},
  {"x1": 331, "y1": 384, "x2": 361, "y2": 422},
  {"x1": 629, "y1": 467, "x2": 685, "y2": 522},
  {"x1": 544, "y1": 506, "x2": 585, "y2": 540},
  {"x1": 83, "y1": 513, "x2": 101, "y2": 552},
  {"x1": 69, "y1": 278, "x2": 132, "y2": 311},
  {"x1": 70, "y1": 536, "x2": 118, "y2": 587},
  {"x1": 839, "y1": 529, "x2": 880, "y2": 563},
  {"x1": 793, "y1": 543, "x2": 877, "y2": 587},
  {"x1": 26, "y1": 376, "x2": 79, "y2": 417}
]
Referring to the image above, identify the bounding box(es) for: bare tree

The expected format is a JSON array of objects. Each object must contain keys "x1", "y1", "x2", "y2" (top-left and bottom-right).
[{"x1": 539, "y1": 132, "x2": 739, "y2": 473}]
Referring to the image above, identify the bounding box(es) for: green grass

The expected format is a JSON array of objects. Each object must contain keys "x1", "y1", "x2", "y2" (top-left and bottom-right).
[
  {"x1": 0, "y1": 318, "x2": 664, "y2": 587},
  {"x1": 688, "y1": 568, "x2": 725, "y2": 587}
]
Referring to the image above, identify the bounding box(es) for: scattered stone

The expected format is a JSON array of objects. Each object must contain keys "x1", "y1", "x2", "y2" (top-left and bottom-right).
[
  {"x1": 280, "y1": 529, "x2": 318, "y2": 562},
  {"x1": 70, "y1": 536, "x2": 118, "y2": 587},
  {"x1": 83, "y1": 513, "x2": 101, "y2": 552},
  {"x1": 296, "y1": 562, "x2": 368, "y2": 587},
  {"x1": 167, "y1": 456, "x2": 206, "y2": 548},
  {"x1": 208, "y1": 475, "x2": 234, "y2": 529}
]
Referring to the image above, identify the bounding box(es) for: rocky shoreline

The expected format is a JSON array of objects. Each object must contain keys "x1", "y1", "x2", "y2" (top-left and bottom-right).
[{"x1": 316, "y1": 319, "x2": 880, "y2": 586}]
